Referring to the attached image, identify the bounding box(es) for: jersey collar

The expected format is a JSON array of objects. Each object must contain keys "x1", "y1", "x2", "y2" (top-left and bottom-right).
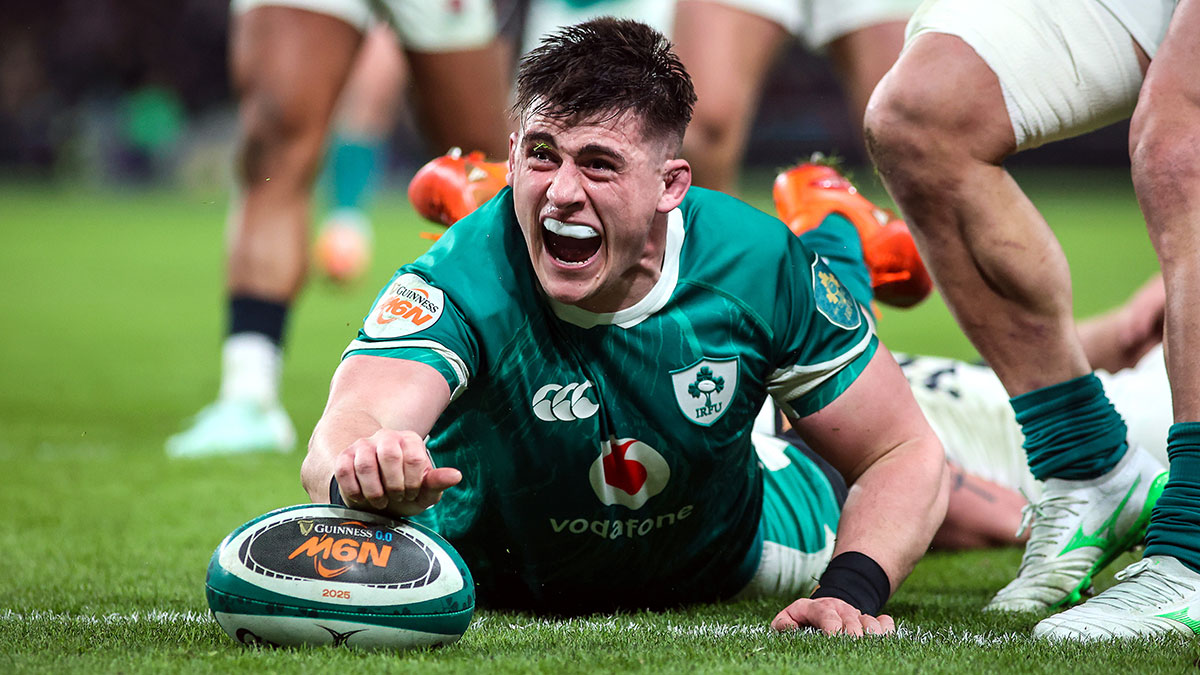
[{"x1": 547, "y1": 207, "x2": 684, "y2": 329}]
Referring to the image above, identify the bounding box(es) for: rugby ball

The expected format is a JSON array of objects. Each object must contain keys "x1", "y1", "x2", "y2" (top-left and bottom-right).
[{"x1": 205, "y1": 504, "x2": 473, "y2": 650}]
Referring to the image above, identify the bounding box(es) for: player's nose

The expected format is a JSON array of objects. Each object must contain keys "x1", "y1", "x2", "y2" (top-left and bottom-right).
[{"x1": 547, "y1": 162, "x2": 585, "y2": 209}]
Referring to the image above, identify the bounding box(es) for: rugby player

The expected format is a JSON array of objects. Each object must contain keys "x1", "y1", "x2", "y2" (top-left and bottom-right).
[
  {"x1": 302, "y1": 18, "x2": 949, "y2": 635},
  {"x1": 411, "y1": 146, "x2": 1168, "y2": 556},
  {"x1": 166, "y1": 0, "x2": 511, "y2": 457},
  {"x1": 864, "y1": 0, "x2": 1191, "y2": 639}
]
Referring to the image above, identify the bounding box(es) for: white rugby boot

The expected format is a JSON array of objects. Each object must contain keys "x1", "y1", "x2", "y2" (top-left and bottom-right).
[
  {"x1": 984, "y1": 446, "x2": 1167, "y2": 612},
  {"x1": 166, "y1": 398, "x2": 295, "y2": 458},
  {"x1": 1034, "y1": 556, "x2": 1200, "y2": 640}
]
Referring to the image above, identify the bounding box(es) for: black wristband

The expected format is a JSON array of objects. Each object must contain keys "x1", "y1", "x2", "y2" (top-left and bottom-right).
[
  {"x1": 810, "y1": 551, "x2": 891, "y2": 616},
  {"x1": 328, "y1": 475, "x2": 348, "y2": 507}
]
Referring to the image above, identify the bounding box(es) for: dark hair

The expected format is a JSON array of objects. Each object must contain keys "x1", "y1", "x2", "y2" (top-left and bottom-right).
[{"x1": 514, "y1": 18, "x2": 696, "y2": 149}]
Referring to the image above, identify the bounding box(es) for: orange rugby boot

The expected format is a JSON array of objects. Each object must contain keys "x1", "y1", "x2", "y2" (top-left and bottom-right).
[
  {"x1": 408, "y1": 147, "x2": 508, "y2": 229},
  {"x1": 773, "y1": 161, "x2": 932, "y2": 308}
]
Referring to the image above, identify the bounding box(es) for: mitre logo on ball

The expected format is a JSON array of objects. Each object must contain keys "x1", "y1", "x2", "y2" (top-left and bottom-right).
[
  {"x1": 589, "y1": 437, "x2": 670, "y2": 509},
  {"x1": 671, "y1": 357, "x2": 738, "y2": 426}
]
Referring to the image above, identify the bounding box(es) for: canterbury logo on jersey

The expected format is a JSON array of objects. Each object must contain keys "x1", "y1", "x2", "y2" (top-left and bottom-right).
[{"x1": 531, "y1": 381, "x2": 599, "y2": 421}]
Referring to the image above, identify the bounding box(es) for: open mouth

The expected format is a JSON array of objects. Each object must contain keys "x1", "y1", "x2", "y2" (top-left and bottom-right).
[{"x1": 543, "y1": 218, "x2": 601, "y2": 264}]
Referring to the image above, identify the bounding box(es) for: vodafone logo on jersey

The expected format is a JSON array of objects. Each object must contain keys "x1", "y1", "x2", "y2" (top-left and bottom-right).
[
  {"x1": 531, "y1": 381, "x2": 599, "y2": 422},
  {"x1": 364, "y1": 273, "x2": 445, "y2": 339},
  {"x1": 589, "y1": 437, "x2": 670, "y2": 509}
]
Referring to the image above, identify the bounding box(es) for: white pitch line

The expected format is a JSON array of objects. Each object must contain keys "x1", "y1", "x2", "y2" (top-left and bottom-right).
[
  {"x1": 0, "y1": 611, "x2": 1028, "y2": 646},
  {"x1": 0, "y1": 610, "x2": 211, "y2": 625}
]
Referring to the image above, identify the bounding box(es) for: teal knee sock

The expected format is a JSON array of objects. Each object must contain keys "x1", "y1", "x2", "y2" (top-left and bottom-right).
[
  {"x1": 1144, "y1": 422, "x2": 1200, "y2": 573},
  {"x1": 1011, "y1": 373, "x2": 1128, "y2": 480},
  {"x1": 326, "y1": 135, "x2": 383, "y2": 211},
  {"x1": 799, "y1": 213, "x2": 872, "y2": 307}
]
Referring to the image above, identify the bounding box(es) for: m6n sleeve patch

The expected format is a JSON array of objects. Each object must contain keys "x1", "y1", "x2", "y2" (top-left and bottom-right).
[
  {"x1": 811, "y1": 255, "x2": 862, "y2": 330},
  {"x1": 364, "y1": 273, "x2": 446, "y2": 339}
]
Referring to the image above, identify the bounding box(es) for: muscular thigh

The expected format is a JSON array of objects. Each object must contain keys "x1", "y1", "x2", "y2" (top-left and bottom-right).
[
  {"x1": 229, "y1": 6, "x2": 362, "y2": 162},
  {"x1": 907, "y1": 0, "x2": 1146, "y2": 151}
]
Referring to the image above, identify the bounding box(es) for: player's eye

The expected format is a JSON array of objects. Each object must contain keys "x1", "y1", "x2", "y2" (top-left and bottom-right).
[{"x1": 528, "y1": 142, "x2": 556, "y2": 164}]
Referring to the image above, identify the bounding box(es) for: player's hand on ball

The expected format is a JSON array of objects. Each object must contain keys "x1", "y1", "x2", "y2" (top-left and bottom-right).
[
  {"x1": 770, "y1": 597, "x2": 894, "y2": 636},
  {"x1": 333, "y1": 429, "x2": 462, "y2": 517}
]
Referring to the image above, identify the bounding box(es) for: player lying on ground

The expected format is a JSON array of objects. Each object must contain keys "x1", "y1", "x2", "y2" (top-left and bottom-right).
[
  {"x1": 413, "y1": 145, "x2": 1170, "y2": 556},
  {"x1": 303, "y1": 18, "x2": 949, "y2": 636}
]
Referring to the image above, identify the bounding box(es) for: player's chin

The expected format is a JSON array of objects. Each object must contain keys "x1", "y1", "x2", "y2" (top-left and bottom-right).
[{"x1": 536, "y1": 253, "x2": 604, "y2": 302}]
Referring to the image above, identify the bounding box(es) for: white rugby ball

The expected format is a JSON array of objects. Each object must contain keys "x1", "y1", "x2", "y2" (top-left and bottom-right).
[{"x1": 205, "y1": 504, "x2": 473, "y2": 650}]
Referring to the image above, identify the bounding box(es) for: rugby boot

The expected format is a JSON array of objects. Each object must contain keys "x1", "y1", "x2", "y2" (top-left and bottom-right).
[
  {"x1": 408, "y1": 147, "x2": 507, "y2": 229},
  {"x1": 166, "y1": 399, "x2": 296, "y2": 458},
  {"x1": 984, "y1": 446, "x2": 1167, "y2": 612},
  {"x1": 773, "y1": 160, "x2": 932, "y2": 307},
  {"x1": 1035, "y1": 556, "x2": 1200, "y2": 641}
]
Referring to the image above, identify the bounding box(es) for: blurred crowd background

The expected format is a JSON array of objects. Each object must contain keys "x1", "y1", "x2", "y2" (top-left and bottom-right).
[{"x1": 0, "y1": 0, "x2": 1132, "y2": 188}]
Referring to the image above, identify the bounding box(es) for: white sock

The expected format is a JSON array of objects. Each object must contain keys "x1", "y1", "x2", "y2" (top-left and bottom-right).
[{"x1": 218, "y1": 332, "x2": 282, "y2": 407}]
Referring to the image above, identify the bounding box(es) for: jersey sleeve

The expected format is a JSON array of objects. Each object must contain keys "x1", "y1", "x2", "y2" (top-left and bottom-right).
[
  {"x1": 342, "y1": 269, "x2": 479, "y2": 401},
  {"x1": 767, "y1": 241, "x2": 878, "y2": 419}
]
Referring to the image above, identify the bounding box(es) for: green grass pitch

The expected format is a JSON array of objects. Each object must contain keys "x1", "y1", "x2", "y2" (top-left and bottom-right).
[{"x1": 2, "y1": 168, "x2": 1196, "y2": 672}]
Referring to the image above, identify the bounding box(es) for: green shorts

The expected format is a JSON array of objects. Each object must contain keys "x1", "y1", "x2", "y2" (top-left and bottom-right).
[{"x1": 736, "y1": 432, "x2": 844, "y2": 599}]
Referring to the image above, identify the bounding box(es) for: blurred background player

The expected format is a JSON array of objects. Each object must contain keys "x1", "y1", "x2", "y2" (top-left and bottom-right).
[
  {"x1": 519, "y1": 0, "x2": 676, "y2": 53},
  {"x1": 166, "y1": 0, "x2": 513, "y2": 457},
  {"x1": 864, "y1": 0, "x2": 1174, "y2": 620},
  {"x1": 313, "y1": 24, "x2": 407, "y2": 283},
  {"x1": 672, "y1": 0, "x2": 922, "y2": 192}
]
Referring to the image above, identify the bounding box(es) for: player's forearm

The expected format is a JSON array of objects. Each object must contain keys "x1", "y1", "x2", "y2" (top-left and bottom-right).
[
  {"x1": 302, "y1": 408, "x2": 386, "y2": 502},
  {"x1": 832, "y1": 436, "x2": 949, "y2": 593}
]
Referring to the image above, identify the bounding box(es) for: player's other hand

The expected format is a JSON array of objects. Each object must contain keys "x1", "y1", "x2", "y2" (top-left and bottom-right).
[
  {"x1": 333, "y1": 429, "x2": 462, "y2": 517},
  {"x1": 770, "y1": 597, "x2": 895, "y2": 636}
]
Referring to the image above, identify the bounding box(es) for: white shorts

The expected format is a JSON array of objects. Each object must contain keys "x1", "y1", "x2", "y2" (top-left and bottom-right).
[
  {"x1": 699, "y1": 0, "x2": 922, "y2": 50},
  {"x1": 231, "y1": 0, "x2": 498, "y2": 52},
  {"x1": 521, "y1": 0, "x2": 677, "y2": 55},
  {"x1": 905, "y1": 0, "x2": 1163, "y2": 150}
]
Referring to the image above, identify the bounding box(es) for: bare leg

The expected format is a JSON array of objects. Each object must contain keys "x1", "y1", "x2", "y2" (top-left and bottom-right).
[
  {"x1": 673, "y1": 0, "x2": 787, "y2": 192},
  {"x1": 1131, "y1": 2, "x2": 1200, "y2": 423},
  {"x1": 229, "y1": 7, "x2": 362, "y2": 301},
  {"x1": 865, "y1": 34, "x2": 1087, "y2": 395},
  {"x1": 932, "y1": 464, "x2": 1028, "y2": 551},
  {"x1": 406, "y1": 40, "x2": 512, "y2": 159},
  {"x1": 1131, "y1": 0, "x2": 1200, "y2": 576},
  {"x1": 166, "y1": 8, "x2": 363, "y2": 457},
  {"x1": 334, "y1": 25, "x2": 407, "y2": 139},
  {"x1": 825, "y1": 20, "x2": 907, "y2": 145}
]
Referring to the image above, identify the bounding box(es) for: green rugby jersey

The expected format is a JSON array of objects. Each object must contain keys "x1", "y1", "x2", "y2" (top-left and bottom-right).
[{"x1": 344, "y1": 186, "x2": 877, "y2": 610}]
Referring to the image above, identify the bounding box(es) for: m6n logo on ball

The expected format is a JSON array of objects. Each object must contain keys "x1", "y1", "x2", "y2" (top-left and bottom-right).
[{"x1": 242, "y1": 517, "x2": 430, "y2": 584}]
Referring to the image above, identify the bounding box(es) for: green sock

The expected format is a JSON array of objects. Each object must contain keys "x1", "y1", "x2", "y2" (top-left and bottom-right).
[
  {"x1": 1144, "y1": 422, "x2": 1200, "y2": 574},
  {"x1": 1011, "y1": 373, "x2": 1128, "y2": 480},
  {"x1": 326, "y1": 135, "x2": 383, "y2": 211},
  {"x1": 799, "y1": 213, "x2": 873, "y2": 307}
]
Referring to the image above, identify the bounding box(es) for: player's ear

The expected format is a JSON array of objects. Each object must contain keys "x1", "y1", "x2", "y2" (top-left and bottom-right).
[
  {"x1": 657, "y1": 158, "x2": 691, "y2": 213},
  {"x1": 506, "y1": 132, "x2": 518, "y2": 185}
]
